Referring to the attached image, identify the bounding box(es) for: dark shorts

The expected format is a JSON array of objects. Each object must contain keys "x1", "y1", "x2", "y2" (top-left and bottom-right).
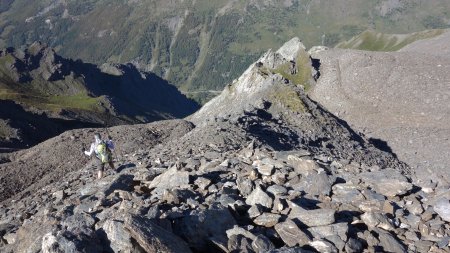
[{"x1": 96, "y1": 158, "x2": 114, "y2": 172}]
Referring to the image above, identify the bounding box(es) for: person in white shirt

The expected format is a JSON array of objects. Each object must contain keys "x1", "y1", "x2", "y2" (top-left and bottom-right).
[{"x1": 83, "y1": 133, "x2": 116, "y2": 179}]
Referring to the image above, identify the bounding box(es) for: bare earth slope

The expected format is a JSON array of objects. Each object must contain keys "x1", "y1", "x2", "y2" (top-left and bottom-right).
[
  {"x1": 310, "y1": 30, "x2": 450, "y2": 183},
  {"x1": 0, "y1": 119, "x2": 194, "y2": 202}
]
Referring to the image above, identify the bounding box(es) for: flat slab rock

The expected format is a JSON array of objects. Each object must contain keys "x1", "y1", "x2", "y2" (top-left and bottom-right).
[
  {"x1": 288, "y1": 201, "x2": 336, "y2": 227},
  {"x1": 359, "y1": 169, "x2": 412, "y2": 197},
  {"x1": 148, "y1": 167, "x2": 190, "y2": 190},
  {"x1": 124, "y1": 214, "x2": 192, "y2": 253},
  {"x1": 274, "y1": 219, "x2": 312, "y2": 247}
]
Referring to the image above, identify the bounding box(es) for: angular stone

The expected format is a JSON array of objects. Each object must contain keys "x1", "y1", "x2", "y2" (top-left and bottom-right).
[
  {"x1": 41, "y1": 227, "x2": 103, "y2": 253},
  {"x1": 248, "y1": 205, "x2": 264, "y2": 219},
  {"x1": 260, "y1": 157, "x2": 285, "y2": 168},
  {"x1": 345, "y1": 238, "x2": 364, "y2": 253},
  {"x1": 148, "y1": 167, "x2": 190, "y2": 190},
  {"x1": 293, "y1": 171, "x2": 334, "y2": 196},
  {"x1": 361, "y1": 212, "x2": 395, "y2": 231},
  {"x1": 257, "y1": 164, "x2": 275, "y2": 176},
  {"x1": 287, "y1": 156, "x2": 319, "y2": 175},
  {"x1": 125, "y1": 214, "x2": 192, "y2": 253},
  {"x1": 253, "y1": 213, "x2": 281, "y2": 227},
  {"x1": 246, "y1": 186, "x2": 273, "y2": 209},
  {"x1": 3, "y1": 232, "x2": 16, "y2": 244},
  {"x1": 273, "y1": 197, "x2": 288, "y2": 213},
  {"x1": 133, "y1": 169, "x2": 159, "y2": 182},
  {"x1": 237, "y1": 177, "x2": 254, "y2": 197},
  {"x1": 358, "y1": 199, "x2": 384, "y2": 213},
  {"x1": 288, "y1": 202, "x2": 335, "y2": 227},
  {"x1": 323, "y1": 235, "x2": 345, "y2": 251},
  {"x1": 267, "y1": 185, "x2": 288, "y2": 196},
  {"x1": 437, "y1": 237, "x2": 450, "y2": 249},
  {"x1": 102, "y1": 219, "x2": 132, "y2": 253},
  {"x1": 414, "y1": 240, "x2": 433, "y2": 252},
  {"x1": 252, "y1": 234, "x2": 275, "y2": 253},
  {"x1": 331, "y1": 184, "x2": 364, "y2": 204},
  {"x1": 274, "y1": 219, "x2": 312, "y2": 247},
  {"x1": 61, "y1": 213, "x2": 95, "y2": 231},
  {"x1": 52, "y1": 190, "x2": 65, "y2": 203},
  {"x1": 217, "y1": 194, "x2": 237, "y2": 207},
  {"x1": 226, "y1": 226, "x2": 257, "y2": 241},
  {"x1": 308, "y1": 223, "x2": 348, "y2": 242},
  {"x1": 405, "y1": 198, "x2": 424, "y2": 215},
  {"x1": 374, "y1": 228, "x2": 407, "y2": 253},
  {"x1": 271, "y1": 171, "x2": 287, "y2": 185},
  {"x1": 404, "y1": 231, "x2": 419, "y2": 241},
  {"x1": 194, "y1": 177, "x2": 211, "y2": 190},
  {"x1": 433, "y1": 198, "x2": 450, "y2": 222},
  {"x1": 266, "y1": 246, "x2": 311, "y2": 252},
  {"x1": 359, "y1": 169, "x2": 413, "y2": 197},
  {"x1": 309, "y1": 239, "x2": 338, "y2": 253},
  {"x1": 228, "y1": 234, "x2": 253, "y2": 253}
]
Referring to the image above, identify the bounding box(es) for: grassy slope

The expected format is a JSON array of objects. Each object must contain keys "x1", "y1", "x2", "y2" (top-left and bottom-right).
[
  {"x1": 0, "y1": 53, "x2": 102, "y2": 112},
  {"x1": 336, "y1": 29, "x2": 447, "y2": 51},
  {"x1": 0, "y1": 0, "x2": 449, "y2": 103}
]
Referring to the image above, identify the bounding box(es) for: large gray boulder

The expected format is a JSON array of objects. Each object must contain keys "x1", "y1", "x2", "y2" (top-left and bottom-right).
[
  {"x1": 359, "y1": 169, "x2": 412, "y2": 197},
  {"x1": 374, "y1": 228, "x2": 407, "y2": 253},
  {"x1": 246, "y1": 186, "x2": 273, "y2": 209},
  {"x1": 274, "y1": 219, "x2": 312, "y2": 247},
  {"x1": 288, "y1": 203, "x2": 336, "y2": 227},
  {"x1": 124, "y1": 214, "x2": 192, "y2": 253},
  {"x1": 42, "y1": 229, "x2": 103, "y2": 253},
  {"x1": 148, "y1": 167, "x2": 190, "y2": 190},
  {"x1": 102, "y1": 219, "x2": 133, "y2": 253}
]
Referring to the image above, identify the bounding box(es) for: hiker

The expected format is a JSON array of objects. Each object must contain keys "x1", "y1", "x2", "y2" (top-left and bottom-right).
[{"x1": 82, "y1": 133, "x2": 115, "y2": 179}]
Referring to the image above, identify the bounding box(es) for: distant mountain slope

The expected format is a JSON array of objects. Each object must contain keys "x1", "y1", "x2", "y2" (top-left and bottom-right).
[
  {"x1": 0, "y1": 0, "x2": 449, "y2": 102},
  {"x1": 336, "y1": 29, "x2": 447, "y2": 51},
  {"x1": 0, "y1": 42, "x2": 199, "y2": 149}
]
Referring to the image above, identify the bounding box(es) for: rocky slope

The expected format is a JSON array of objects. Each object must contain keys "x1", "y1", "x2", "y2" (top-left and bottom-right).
[
  {"x1": 0, "y1": 42, "x2": 199, "y2": 149},
  {"x1": 1, "y1": 38, "x2": 449, "y2": 253},
  {"x1": 309, "y1": 30, "x2": 450, "y2": 186},
  {"x1": 1, "y1": 0, "x2": 449, "y2": 101}
]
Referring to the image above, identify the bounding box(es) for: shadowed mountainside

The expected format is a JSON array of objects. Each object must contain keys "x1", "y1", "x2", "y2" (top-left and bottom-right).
[{"x1": 0, "y1": 42, "x2": 199, "y2": 149}]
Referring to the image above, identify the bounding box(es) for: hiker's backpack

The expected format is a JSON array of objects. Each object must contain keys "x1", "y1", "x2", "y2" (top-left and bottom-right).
[{"x1": 96, "y1": 141, "x2": 111, "y2": 163}]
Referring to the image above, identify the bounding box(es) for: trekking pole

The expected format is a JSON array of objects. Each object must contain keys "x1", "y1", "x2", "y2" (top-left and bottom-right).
[{"x1": 81, "y1": 143, "x2": 89, "y2": 170}]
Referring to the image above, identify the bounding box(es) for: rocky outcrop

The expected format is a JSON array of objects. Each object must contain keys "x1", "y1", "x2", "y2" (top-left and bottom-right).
[{"x1": 1, "y1": 38, "x2": 449, "y2": 253}]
